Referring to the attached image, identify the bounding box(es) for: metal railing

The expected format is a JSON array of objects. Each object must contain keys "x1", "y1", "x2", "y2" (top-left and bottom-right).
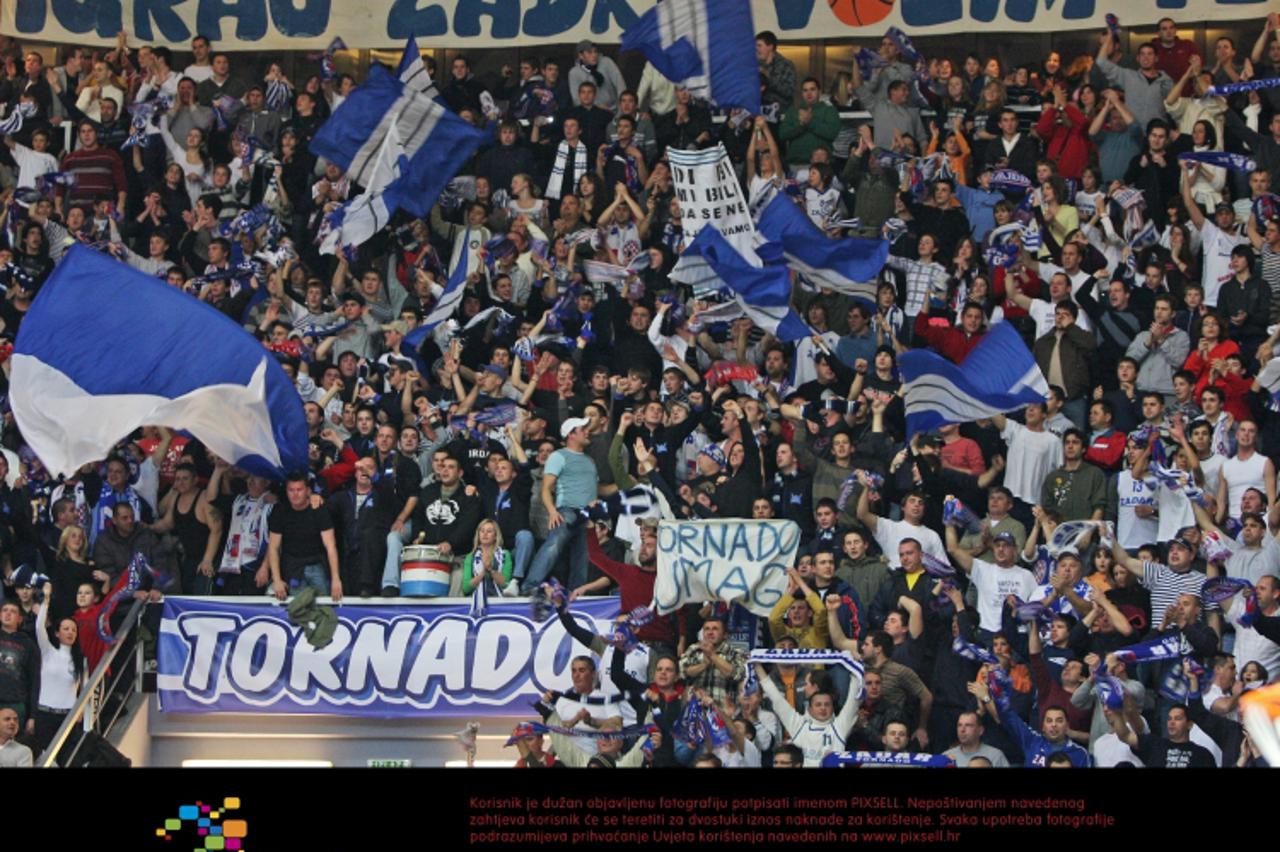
[{"x1": 37, "y1": 598, "x2": 147, "y2": 768}]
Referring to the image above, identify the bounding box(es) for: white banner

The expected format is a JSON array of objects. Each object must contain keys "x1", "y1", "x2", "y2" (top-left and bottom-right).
[
  {"x1": 653, "y1": 518, "x2": 800, "y2": 617},
  {"x1": 668, "y1": 144, "x2": 755, "y2": 258},
  {"x1": 1, "y1": 1, "x2": 1269, "y2": 51}
]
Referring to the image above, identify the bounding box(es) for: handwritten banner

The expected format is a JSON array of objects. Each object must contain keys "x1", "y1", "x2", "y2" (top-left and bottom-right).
[
  {"x1": 3, "y1": 1, "x2": 1269, "y2": 52},
  {"x1": 653, "y1": 519, "x2": 800, "y2": 617},
  {"x1": 156, "y1": 596, "x2": 620, "y2": 718}
]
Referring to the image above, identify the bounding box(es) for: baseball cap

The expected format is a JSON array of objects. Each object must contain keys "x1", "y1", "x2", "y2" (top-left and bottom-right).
[
  {"x1": 342, "y1": 291, "x2": 366, "y2": 307},
  {"x1": 1169, "y1": 537, "x2": 1196, "y2": 552},
  {"x1": 560, "y1": 416, "x2": 590, "y2": 439},
  {"x1": 381, "y1": 320, "x2": 410, "y2": 335},
  {"x1": 1214, "y1": 202, "x2": 1234, "y2": 214},
  {"x1": 993, "y1": 531, "x2": 1017, "y2": 545},
  {"x1": 483, "y1": 364, "x2": 509, "y2": 382},
  {"x1": 576, "y1": 39, "x2": 597, "y2": 53}
]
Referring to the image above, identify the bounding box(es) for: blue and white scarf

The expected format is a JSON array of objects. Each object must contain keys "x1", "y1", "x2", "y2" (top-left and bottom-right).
[
  {"x1": 0, "y1": 101, "x2": 35, "y2": 136},
  {"x1": 265, "y1": 77, "x2": 293, "y2": 112},
  {"x1": 951, "y1": 636, "x2": 1000, "y2": 665},
  {"x1": 820, "y1": 751, "x2": 955, "y2": 768},
  {"x1": 1177, "y1": 150, "x2": 1257, "y2": 173},
  {"x1": 748, "y1": 648, "x2": 866, "y2": 682},
  {"x1": 942, "y1": 496, "x2": 983, "y2": 535},
  {"x1": 546, "y1": 141, "x2": 587, "y2": 201},
  {"x1": 1208, "y1": 76, "x2": 1280, "y2": 97}
]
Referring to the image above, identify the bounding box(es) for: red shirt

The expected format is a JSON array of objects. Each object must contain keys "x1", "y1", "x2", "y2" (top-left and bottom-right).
[
  {"x1": 913, "y1": 313, "x2": 987, "y2": 364},
  {"x1": 1035, "y1": 104, "x2": 1092, "y2": 181},
  {"x1": 587, "y1": 533, "x2": 679, "y2": 645},
  {"x1": 940, "y1": 436, "x2": 986, "y2": 475},
  {"x1": 1149, "y1": 38, "x2": 1200, "y2": 95},
  {"x1": 993, "y1": 267, "x2": 1042, "y2": 319},
  {"x1": 1085, "y1": 429, "x2": 1127, "y2": 473}
]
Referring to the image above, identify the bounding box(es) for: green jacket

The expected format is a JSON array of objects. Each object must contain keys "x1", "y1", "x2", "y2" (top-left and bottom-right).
[{"x1": 779, "y1": 100, "x2": 840, "y2": 165}]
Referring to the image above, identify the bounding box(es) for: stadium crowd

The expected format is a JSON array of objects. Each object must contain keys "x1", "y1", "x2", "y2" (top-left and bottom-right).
[{"x1": 0, "y1": 12, "x2": 1279, "y2": 769}]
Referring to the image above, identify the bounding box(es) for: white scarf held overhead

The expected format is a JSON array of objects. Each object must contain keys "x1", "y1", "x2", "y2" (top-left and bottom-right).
[{"x1": 546, "y1": 141, "x2": 587, "y2": 200}]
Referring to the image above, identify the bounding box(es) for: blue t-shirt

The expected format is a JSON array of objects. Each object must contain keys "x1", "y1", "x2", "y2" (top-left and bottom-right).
[{"x1": 545, "y1": 448, "x2": 598, "y2": 510}]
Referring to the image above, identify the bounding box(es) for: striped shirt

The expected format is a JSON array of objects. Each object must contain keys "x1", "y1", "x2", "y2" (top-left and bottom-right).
[
  {"x1": 59, "y1": 146, "x2": 126, "y2": 207},
  {"x1": 1261, "y1": 243, "x2": 1280, "y2": 326},
  {"x1": 1140, "y1": 560, "x2": 1211, "y2": 617}
]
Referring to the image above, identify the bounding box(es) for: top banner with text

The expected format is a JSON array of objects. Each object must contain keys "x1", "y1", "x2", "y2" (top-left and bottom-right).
[{"x1": 2, "y1": 1, "x2": 1269, "y2": 52}]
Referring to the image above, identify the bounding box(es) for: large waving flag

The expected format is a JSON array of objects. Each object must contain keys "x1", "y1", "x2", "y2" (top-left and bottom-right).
[
  {"x1": 682, "y1": 226, "x2": 810, "y2": 342},
  {"x1": 899, "y1": 321, "x2": 1049, "y2": 436},
  {"x1": 756, "y1": 195, "x2": 889, "y2": 303},
  {"x1": 10, "y1": 246, "x2": 307, "y2": 479},
  {"x1": 397, "y1": 36, "x2": 439, "y2": 100},
  {"x1": 311, "y1": 63, "x2": 484, "y2": 219},
  {"x1": 405, "y1": 229, "x2": 471, "y2": 350},
  {"x1": 621, "y1": 0, "x2": 760, "y2": 113}
]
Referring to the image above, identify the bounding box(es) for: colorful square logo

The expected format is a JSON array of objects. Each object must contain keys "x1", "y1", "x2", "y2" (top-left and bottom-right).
[{"x1": 155, "y1": 799, "x2": 246, "y2": 850}]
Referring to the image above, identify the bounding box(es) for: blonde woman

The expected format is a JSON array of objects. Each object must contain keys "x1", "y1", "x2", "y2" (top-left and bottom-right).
[
  {"x1": 50, "y1": 525, "x2": 99, "y2": 624},
  {"x1": 464, "y1": 519, "x2": 514, "y2": 596}
]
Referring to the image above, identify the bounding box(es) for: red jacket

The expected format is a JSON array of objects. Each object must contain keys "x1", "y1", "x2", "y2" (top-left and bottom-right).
[
  {"x1": 1030, "y1": 651, "x2": 1091, "y2": 733},
  {"x1": 587, "y1": 533, "x2": 679, "y2": 645},
  {"x1": 1035, "y1": 104, "x2": 1092, "y2": 181},
  {"x1": 993, "y1": 266, "x2": 1042, "y2": 319},
  {"x1": 1085, "y1": 429, "x2": 1127, "y2": 473},
  {"x1": 1149, "y1": 38, "x2": 1200, "y2": 96},
  {"x1": 913, "y1": 312, "x2": 987, "y2": 364}
]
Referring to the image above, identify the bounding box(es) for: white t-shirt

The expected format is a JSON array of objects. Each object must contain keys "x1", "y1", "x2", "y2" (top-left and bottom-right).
[
  {"x1": 182, "y1": 64, "x2": 215, "y2": 83},
  {"x1": 1228, "y1": 593, "x2": 1280, "y2": 681},
  {"x1": 1198, "y1": 219, "x2": 1247, "y2": 307},
  {"x1": 10, "y1": 142, "x2": 58, "y2": 190},
  {"x1": 1092, "y1": 733, "x2": 1144, "y2": 767},
  {"x1": 1115, "y1": 470, "x2": 1159, "y2": 550},
  {"x1": 1037, "y1": 262, "x2": 1095, "y2": 297},
  {"x1": 1201, "y1": 683, "x2": 1239, "y2": 723},
  {"x1": 1221, "y1": 452, "x2": 1268, "y2": 522},
  {"x1": 1155, "y1": 475, "x2": 1197, "y2": 543},
  {"x1": 1200, "y1": 453, "x2": 1225, "y2": 500},
  {"x1": 1000, "y1": 419, "x2": 1064, "y2": 505},
  {"x1": 873, "y1": 517, "x2": 947, "y2": 569},
  {"x1": 1026, "y1": 298, "x2": 1092, "y2": 339},
  {"x1": 969, "y1": 559, "x2": 1038, "y2": 633}
]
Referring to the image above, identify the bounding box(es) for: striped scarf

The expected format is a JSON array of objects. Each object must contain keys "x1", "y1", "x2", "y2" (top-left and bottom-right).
[
  {"x1": 820, "y1": 751, "x2": 955, "y2": 768},
  {"x1": 1111, "y1": 186, "x2": 1147, "y2": 237},
  {"x1": 0, "y1": 101, "x2": 35, "y2": 135},
  {"x1": 546, "y1": 141, "x2": 586, "y2": 201},
  {"x1": 1208, "y1": 76, "x2": 1280, "y2": 97},
  {"x1": 748, "y1": 648, "x2": 866, "y2": 681}
]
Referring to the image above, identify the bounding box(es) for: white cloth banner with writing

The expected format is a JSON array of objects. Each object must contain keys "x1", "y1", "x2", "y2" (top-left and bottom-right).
[
  {"x1": 653, "y1": 519, "x2": 800, "y2": 617},
  {"x1": 667, "y1": 144, "x2": 758, "y2": 291}
]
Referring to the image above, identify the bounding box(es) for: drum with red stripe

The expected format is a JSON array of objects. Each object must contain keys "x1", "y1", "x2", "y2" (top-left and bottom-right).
[{"x1": 399, "y1": 544, "x2": 451, "y2": 597}]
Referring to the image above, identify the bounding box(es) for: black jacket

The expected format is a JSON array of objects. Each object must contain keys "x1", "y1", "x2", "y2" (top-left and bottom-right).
[{"x1": 415, "y1": 481, "x2": 482, "y2": 553}]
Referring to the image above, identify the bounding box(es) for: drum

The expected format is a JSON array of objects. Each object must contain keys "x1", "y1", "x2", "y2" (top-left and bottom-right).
[{"x1": 400, "y1": 544, "x2": 451, "y2": 597}]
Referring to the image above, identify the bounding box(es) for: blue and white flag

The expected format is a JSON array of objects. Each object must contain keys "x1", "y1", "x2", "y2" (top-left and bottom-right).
[
  {"x1": 681, "y1": 226, "x2": 811, "y2": 342},
  {"x1": 397, "y1": 36, "x2": 439, "y2": 100},
  {"x1": 405, "y1": 230, "x2": 471, "y2": 347},
  {"x1": 10, "y1": 246, "x2": 307, "y2": 479},
  {"x1": 316, "y1": 161, "x2": 406, "y2": 257},
  {"x1": 620, "y1": 0, "x2": 760, "y2": 113},
  {"x1": 311, "y1": 63, "x2": 485, "y2": 219},
  {"x1": 1177, "y1": 150, "x2": 1257, "y2": 173},
  {"x1": 1208, "y1": 76, "x2": 1280, "y2": 97},
  {"x1": 899, "y1": 321, "x2": 1049, "y2": 435},
  {"x1": 756, "y1": 195, "x2": 887, "y2": 304}
]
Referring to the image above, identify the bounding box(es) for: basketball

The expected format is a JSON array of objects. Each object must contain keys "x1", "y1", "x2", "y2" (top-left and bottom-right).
[{"x1": 828, "y1": 0, "x2": 896, "y2": 28}]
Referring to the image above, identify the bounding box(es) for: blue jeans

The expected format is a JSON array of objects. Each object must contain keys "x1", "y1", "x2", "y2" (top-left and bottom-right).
[
  {"x1": 380, "y1": 521, "x2": 413, "y2": 591},
  {"x1": 290, "y1": 563, "x2": 331, "y2": 597},
  {"x1": 512, "y1": 530, "x2": 534, "y2": 581},
  {"x1": 521, "y1": 514, "x2": 589, "y2": 594}
]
